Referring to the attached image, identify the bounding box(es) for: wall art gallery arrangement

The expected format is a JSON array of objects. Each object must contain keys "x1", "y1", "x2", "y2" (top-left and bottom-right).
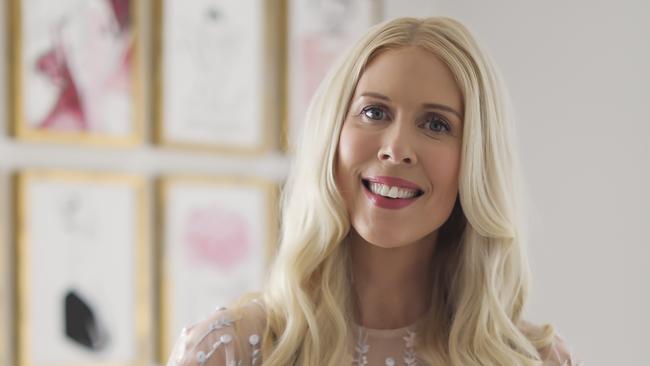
[{"x1": 2, "y1": 0, "x2": 382, "y2": 365}]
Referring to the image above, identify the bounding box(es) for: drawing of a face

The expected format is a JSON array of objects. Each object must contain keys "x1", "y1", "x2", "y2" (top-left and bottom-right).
[{"x1": 61, "y1": 193, "x2": 97, "y2": 238}]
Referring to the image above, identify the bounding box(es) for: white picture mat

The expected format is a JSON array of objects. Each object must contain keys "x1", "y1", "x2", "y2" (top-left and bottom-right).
[
  {"x1": 161, "y1": 0, "x2": 264, "y2": 147},
  {"x1": 25, "y1": 178, "x2": 137, "y2": 364},
  {"x1": 21, "y1": 0, "x2": 133, "y2": 135},
  {"x1": 165, "y1": 182, "x2": 267, "y2": 349},
  {"x1": 288, "y1": 0, "x2": 379, "y2": 148}
]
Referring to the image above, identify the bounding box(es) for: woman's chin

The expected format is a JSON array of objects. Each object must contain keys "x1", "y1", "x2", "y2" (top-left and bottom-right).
[{"x1": 356, "y1": 231, "x2": 416, "y2": 249}]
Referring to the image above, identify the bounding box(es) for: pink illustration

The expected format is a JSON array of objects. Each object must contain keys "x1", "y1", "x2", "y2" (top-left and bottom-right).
[
  {"x1": 302, "y1": 35, "x2": 341, "y2": 103},
  {"x1": 32, "y1": 0, "x2": 133, "y2": 133},
  {"x1": 298, "y1": 0, "x2": 361, "y2": 115},
  {"x1": 184, "y1": 206, "x2": 250, "y2": 271},
  {"x1": 35, "y1": 32, "x2": 86, "y2": 130}
]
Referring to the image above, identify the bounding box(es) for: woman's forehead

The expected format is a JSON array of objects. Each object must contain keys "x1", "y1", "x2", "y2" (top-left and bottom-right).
[{"x1": 354, "y1": 46, "x2": 463, "y2": 114}]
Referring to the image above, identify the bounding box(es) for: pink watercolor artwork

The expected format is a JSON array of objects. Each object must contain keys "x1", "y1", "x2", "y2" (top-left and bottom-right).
[
  {"x1": 30, "y1": 0, "x2": 133, "y2": 133},
  {"x1": 301, "y1": 35, "x2": 342, "y2": 104},
  {"x1": 183, "y1": 205, "x2": 251, "y2": 271}
]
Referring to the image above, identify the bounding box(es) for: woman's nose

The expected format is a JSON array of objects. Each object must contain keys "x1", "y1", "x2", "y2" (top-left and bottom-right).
[{"x1": 377, "y1": 124, "x2": 417, "y2": 165}]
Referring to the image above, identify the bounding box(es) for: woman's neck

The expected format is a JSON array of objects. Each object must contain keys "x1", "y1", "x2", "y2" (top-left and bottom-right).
[{"x1": 348, "y1": 230, "x2": 437, "y2": 329}]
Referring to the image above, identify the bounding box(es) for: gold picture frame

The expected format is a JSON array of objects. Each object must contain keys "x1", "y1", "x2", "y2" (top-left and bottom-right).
[
  {"x1": 7, "y1": 0, "x2": 144, "y2": 146},
  {"x1": 0, "y1": 179, "x2": 9, "y2": 366},
  {"x1": 156, "y1": 175, "x2": 278, "y2": 362},
  {"x1": 152, "y1": 0, "x2": 286, "y2": 154},
  {"x1": 15, "y1": 170, "x2": 151, "y2": 366}
]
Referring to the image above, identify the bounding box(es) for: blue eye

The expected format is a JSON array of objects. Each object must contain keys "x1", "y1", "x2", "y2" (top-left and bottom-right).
[
  {"x1": 361, "y1": 106, "x2": 386, "y2": 121},
  {"x1": 422, "y1": 115, "x2": 451, "y2": 134}
]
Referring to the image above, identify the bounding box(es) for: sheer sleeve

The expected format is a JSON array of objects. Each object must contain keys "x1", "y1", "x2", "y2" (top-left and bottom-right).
[
  {"x1": 541, "y1": 334, "x2": 584, "y2": 366},
  {"x1": 166, "y1": 300, "x2": 266, "y2": 366}
]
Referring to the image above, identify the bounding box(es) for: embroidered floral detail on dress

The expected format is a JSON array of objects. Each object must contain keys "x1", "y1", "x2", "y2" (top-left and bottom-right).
[
  {"x1": 195, "y1": 334, "x2": 234, "y2": 366},
  {"x1": 353, "y1": 328, "x2": 369, "y2": 366},
  {"x1": 403, "y1": 329, "x2": 418, "y2": 366},
  {"x1": 541, "y1": 334, "x2": 584, "y2": 366},
  {"x1": 545, "y1": 342, "x2": 584, "y2": 366},
  {"x1": 194, "y1": 315, "x2": 238, "y2": 347},
  {"x1": 191, "y1": 310, "x2": 241, "y2": 366},
  {"x1": 249, "y1": 333, "x2": 261, "y2": 365},
  {"x1": 353, "y1": 326, "x2": 419, "y2": 365}
]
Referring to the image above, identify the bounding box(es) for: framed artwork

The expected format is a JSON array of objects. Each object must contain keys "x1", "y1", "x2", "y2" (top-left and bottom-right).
[
  {"x1": 285, "y1": 0, "x2": 382, "y2": 150},
  {"x1": 7, "y1": 0, "x2": 143, "y2": 146},
  {"x1": 15, "y1": 170, "x2": 150, "y2": 366},
  {"x1": 157, "y1": 176, "x2": 278, "y2": 361},
  {"x1": 152, "y1": 0, "x2": 284, "y2": 154}
]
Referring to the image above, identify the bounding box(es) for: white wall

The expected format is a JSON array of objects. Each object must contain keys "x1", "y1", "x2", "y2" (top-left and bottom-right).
[
  {"x1": 1, "y1": 0, "x2": 647, "y2": 365},
  {"x1": 402, "y1": 1, "x2": 649, "y2": 365}
]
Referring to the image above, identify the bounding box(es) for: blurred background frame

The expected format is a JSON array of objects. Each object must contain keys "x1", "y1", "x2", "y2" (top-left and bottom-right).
[
  {"x1": 152, "y1": 0, "x2": 285, "y2": 154},
  {"x1": 7, "y1": 0, "x2": 144, "y2": 147},
  {"x1": 284, "y1": 0, "x2": 382, "y2": 151},
  {"x1": 14, "y1": 170, "x2": 150, "y2": 366},
  {"x1": 156, "y1": 175, "x2": 278, "y2": 362}
]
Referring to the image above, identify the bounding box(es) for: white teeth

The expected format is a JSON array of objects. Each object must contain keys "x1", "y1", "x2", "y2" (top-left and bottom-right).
[
  {"x1": 388, "y1": 186, "x2": 399, "y2": 198},
  {"x1": 368, "y1": 182, "x2": 419, "y2": 199}
]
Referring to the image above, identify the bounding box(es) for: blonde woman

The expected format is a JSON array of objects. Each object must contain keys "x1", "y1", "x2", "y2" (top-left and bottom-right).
[{"x1": 167, "y1": 17, "x2": 581, "y2": 366}]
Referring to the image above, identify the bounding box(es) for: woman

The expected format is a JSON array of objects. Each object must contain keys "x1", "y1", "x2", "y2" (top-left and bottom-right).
[{"x1": 167, "y1": 17, "x2": 581, "y2": 366}]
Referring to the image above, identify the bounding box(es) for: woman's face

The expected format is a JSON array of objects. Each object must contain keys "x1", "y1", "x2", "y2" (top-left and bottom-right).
[{"x1": 336, "y1": 46, "x2": 463, "y2": 248}]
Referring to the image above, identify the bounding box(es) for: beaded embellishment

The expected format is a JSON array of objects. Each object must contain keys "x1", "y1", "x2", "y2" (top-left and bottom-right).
[
  {"x1": 353, "y1": 327, "x2": 370, "y2": 366},
  {"x1": 352, "y1": 327, "x2": 419, "y2": 366},
  {"x1": 249, "y1": 333, "x2": 261, "y2": 365},
  {"x1": 190, "y1": 307, "x2": 241, "y2": 366},
  {"x1": 403, "y1": 330, "x2": 418, "y2": 366}
]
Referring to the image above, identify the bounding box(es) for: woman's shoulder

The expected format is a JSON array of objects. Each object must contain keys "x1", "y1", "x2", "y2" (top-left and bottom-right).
[
  {"x1": 538, "y1": 333, "x2": 583, "y2": 366},
  {"x1": 518, "y1": 319, "x2": 583, "y2": 366},
  {"x1": 166, "y1": 299, "x2": 267, "y2": 366}
]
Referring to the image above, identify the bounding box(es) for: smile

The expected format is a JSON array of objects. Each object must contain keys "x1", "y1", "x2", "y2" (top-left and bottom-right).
[{"x1": 361, "y1": 176, "x2": 424, "y2": 209}]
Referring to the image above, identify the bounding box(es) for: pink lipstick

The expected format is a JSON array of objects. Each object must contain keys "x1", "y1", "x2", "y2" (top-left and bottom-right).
[{"x1": 361, "y1": 176, "x2": 423, "y2": 210}]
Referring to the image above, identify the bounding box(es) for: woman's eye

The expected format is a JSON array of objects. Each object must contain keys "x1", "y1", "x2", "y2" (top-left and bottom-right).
[
  {"x1": 422, "y1": 116, "x2": 451, "y2": 133},
  {"x1": 361, "y1": 106, "x2": 386, "y2": 121}
]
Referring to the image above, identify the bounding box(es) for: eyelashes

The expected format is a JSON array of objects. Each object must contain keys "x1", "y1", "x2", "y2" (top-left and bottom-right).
[
  {"x1": 421, "y1": 118, "x2": 452, "y2": 134},
  {"x1": 358, "y1": 104, "x2": 452, "y2": 134},
  {"x1": 360, "y1": 105, "x2": 387, "y2": 121}
]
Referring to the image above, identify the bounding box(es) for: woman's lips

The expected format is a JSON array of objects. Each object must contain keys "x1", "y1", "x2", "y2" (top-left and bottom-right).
[
  {"x1": 363, "y1": 176, "x2": 422, "y2": 191},
  {"x1": 361, "y1": 178, "x2": 422, "y2": 210}
]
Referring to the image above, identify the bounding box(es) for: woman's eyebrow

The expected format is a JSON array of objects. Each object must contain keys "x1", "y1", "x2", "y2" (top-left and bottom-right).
[{"x1": 360, "y1": 92, "x2": 463, "y2": 119}]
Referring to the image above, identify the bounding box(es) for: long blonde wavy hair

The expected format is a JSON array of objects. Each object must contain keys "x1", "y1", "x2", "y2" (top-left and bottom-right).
[{"x1": 252, "y1": 16, "x2": 556, "y2": 365}]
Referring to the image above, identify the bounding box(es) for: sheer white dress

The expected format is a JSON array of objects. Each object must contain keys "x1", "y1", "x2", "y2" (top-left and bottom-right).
[{"x1": 167, "y1": 299, "x2": 582, "y2": 366}]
